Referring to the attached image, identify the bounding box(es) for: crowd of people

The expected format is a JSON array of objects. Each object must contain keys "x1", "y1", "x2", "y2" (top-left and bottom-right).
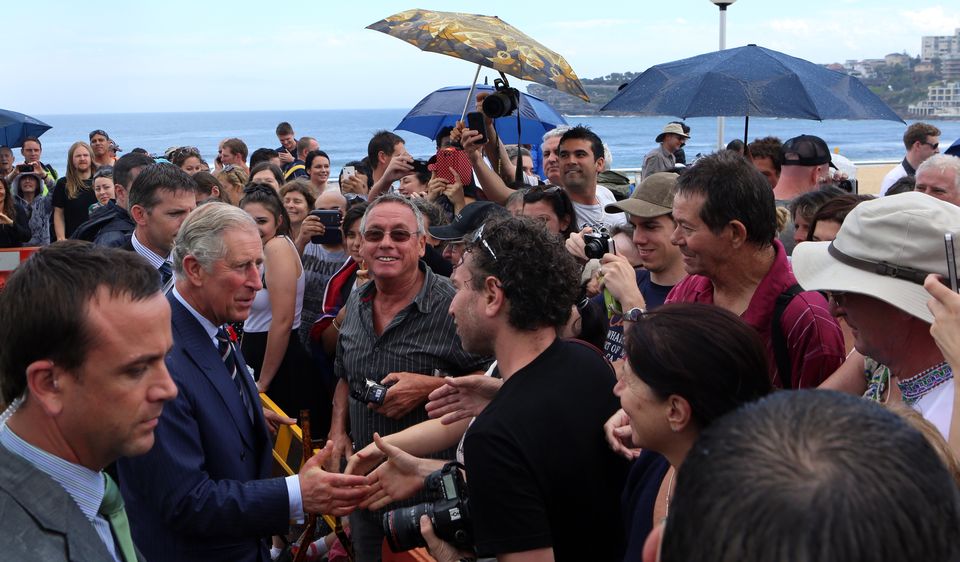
[{"x1": 2, "y1": 106, "x2": 960, "y2": 562}]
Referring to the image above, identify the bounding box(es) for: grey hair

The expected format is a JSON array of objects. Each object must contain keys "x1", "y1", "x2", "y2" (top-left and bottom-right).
[
  {"x1": 602, "y1": 142, "x2": 613, "y2": 171},
  {"x1": 172, "y1": 202, "x2": 257, "y2": 276},
  {"x1": 360, "y1": 193, "x2": 425, "y2": 234},
  {"x1": 917, "y1": 154, "x2": 960, "y2": 191},
  {"x1": 542, "y1": 125, "x2": 572, "y2": 144},
  {"x1": 505, "y1": 144, "x2": 532, "y2": 161}
]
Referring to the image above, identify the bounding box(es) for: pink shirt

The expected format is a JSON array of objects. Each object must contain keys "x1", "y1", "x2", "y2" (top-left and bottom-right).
[{"x1": 666, "y1": 240, "x2": 844, "y2": 389}]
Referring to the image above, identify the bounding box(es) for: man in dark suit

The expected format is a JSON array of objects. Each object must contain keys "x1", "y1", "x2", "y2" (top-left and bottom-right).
[
  {"x1": 118, "y1": 202, "x2": 369, "y2": 562},
  {"x1": 124, "y1": 163, "x2": 198, "y2": 292},
  {"x1": 0, "y1": 241, "x2": 177, "y2": 561}
]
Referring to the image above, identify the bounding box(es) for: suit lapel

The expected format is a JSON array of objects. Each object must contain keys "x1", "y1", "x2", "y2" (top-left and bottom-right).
[{"x1": 167, "y1": 295, "x2": 255, "y2": 451}]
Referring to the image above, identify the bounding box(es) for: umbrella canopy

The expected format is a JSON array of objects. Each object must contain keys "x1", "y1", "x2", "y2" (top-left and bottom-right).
[
  {"x1": 947, "y1": 137, "x2": 960, "y2": 158},
  {"x1": 396, "y1": 85, "x2": 567, "y2": 144},
  {"x1": 601, "y1": 44, "x2": 903, "y2": 137},
  {"x1": 367, "y1": 9, "x2": 589, "y2": 102},
  {"x1": 0, "y1": 109, "x2": 51, "y2": 148}
]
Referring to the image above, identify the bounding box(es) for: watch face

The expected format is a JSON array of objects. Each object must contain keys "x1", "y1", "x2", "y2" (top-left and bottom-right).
[{"x1": 624, "y1": 307, "x2": 645, "y2": 322}]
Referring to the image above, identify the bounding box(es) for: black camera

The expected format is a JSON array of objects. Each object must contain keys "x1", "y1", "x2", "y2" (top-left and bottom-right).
[
  {"x1": 481, "y1": 78, "x2": 520, "y2": 119},
  {"x1": 410, "y1": 159, "x2": 430, "y2": 175},
  {"x1": 17, "y1": 164, "x2": 33, "y2": 173},
  {"x1": 360, "y1": 378, "x2": 388, "y2": 406},
  {"x1": 383, "y1": 462, "x2": 472, "y2": 553},
  {"x1": 583, "y1": 229, "x2": 613, "y2": 260}
]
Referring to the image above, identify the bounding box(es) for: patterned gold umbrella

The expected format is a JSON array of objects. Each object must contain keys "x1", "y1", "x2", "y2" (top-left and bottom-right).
[{"x1": 367, "y1": 9, "x2": 590, "y2": 102}]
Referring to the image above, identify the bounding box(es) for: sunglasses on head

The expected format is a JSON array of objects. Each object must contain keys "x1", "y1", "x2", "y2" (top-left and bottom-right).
[
  {"x1": 88, "y1": 129, "x2": 109, "y2": 140},
  {"x1": 469, "y1": 223, "x2": 498, "y2": 261},
  {"x1": 362, "y1": 228, "x2": 418, "y2": 243}
]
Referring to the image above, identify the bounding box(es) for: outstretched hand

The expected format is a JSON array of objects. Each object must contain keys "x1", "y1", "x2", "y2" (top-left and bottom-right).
[
  {"x1": 359, "y1": 433, "x2": 432, "y2": 511},
  {"x1": 426, "y1": 374, "x2": 502, "y2": 425},
  {"x1": 299, "y1": 442, "x2": 371, "y2": 516}
]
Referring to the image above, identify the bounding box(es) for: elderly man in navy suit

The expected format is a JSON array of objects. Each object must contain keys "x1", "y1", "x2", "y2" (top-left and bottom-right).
[{"x1": 118, "y1": 202, "x2": 370, "y2": 562}]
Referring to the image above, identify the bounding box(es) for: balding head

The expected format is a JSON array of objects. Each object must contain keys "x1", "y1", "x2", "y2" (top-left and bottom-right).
[{"x1": 315, "y1": 190, "x2": 347, "y2": 214}]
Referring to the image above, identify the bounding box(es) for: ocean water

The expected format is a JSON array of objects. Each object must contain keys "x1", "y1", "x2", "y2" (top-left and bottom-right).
[{"x1": 32, "y1": 109, "x2": 960, "y2": 177}]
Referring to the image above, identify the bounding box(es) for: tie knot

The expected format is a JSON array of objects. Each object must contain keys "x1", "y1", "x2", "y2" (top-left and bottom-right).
[{"x1": 99, "y1": 473, "x2": 124, "y2": 517}]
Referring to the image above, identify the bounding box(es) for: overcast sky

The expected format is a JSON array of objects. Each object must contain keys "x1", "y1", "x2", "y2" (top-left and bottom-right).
[{"x1": 10, "y1": 1, "x2": 959, "y2": 114}]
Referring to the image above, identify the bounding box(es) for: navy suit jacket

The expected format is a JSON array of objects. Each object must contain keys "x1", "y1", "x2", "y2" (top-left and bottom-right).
[{"x1": 118, "y1": 293, "x2": 289, "y2": 562}]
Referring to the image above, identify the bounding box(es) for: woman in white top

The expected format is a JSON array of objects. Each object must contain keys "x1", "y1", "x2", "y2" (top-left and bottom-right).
[{"x1": 239, "y1": 183, "x2": 319, "y2": 423}]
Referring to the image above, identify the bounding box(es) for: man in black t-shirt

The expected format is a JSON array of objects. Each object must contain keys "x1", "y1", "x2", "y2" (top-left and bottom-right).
[{"x1": 445, "y1": 215, "x2": 628, "y2": 561}]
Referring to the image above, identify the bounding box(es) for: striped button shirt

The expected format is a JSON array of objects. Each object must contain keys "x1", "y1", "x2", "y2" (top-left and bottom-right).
[
  {"x1": 335, "y1": 262, "x2": 491, "y2": 454},
  {"x1": 0, "y1": 422, "x2": 121, "y2": 561}
]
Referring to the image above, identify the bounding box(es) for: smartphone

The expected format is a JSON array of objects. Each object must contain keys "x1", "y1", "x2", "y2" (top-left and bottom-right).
[
  {"x1": 434, "y1": 148, "x2": 473, "y2": 186},
  {"x1": 17, "y1": 164, "x2": 33, "y2": 173},
  {"x1": 342, "y1": 165, "x2": 356, "y2": 180},
  {"x1": 466, "y1": 112, "x2": 487, "y2": 144},
  {"x1": 309, "y1": 210, "x2": 343, "y2": 245},
  {"x1": 946, "y1": 233, "x2": 958, "y2": 292}
]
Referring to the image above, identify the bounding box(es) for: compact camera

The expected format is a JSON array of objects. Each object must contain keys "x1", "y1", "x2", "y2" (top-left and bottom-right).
[
  {"x1": 583, "y1": 228, "x2": 613, "y2": 260},
  {"x1": 383, "y1": 462, "x2": 472, "y2": 552},
  {"x1": 360, "y1": 378, "x2": 388, "y2": 406}
]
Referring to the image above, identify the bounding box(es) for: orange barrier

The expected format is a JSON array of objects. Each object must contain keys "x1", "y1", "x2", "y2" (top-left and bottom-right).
[{"x1": 0, "y1": 247, "x2": 39, "y2": 290}]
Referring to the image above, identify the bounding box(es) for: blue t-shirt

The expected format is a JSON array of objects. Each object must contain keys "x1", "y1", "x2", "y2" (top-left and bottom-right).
[{"x1": 592, "y1": 269, "x2": 673, "y2": 362}]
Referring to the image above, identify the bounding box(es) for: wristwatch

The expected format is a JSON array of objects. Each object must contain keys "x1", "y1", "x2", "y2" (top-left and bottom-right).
[{"x1": 622, "y1": 307, "x2": 646, "y2": 322}]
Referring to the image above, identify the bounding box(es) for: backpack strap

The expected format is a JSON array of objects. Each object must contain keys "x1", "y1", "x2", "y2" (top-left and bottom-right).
[{"x1": 772, "y1": 283, "x2": 803, "y2": 389}]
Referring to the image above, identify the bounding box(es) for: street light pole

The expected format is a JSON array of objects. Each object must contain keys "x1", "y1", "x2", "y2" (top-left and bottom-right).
[{"x1": 711, "y1": 0, "x2": 736, "y2": 150}]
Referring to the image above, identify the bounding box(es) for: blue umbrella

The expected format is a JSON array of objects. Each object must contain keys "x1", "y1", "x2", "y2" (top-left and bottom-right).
[
  {"x1": 946, "y1": 137, "x2": 960, "y2": 158},
  {"x1": 601, "y1": 44, "x2": 903, "y2": 141},
  {"x1": 0, "y1": 109, "x2": 51, "y2": 148},
  {"x1": 396, "y1": 85, "x2": 567, "y2": 145}
]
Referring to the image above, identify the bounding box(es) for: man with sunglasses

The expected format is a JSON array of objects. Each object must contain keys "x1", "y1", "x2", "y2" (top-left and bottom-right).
[
  {"x1": 915, "y1": 154, "x2": 960, "y2": 206},
  {"x1": 880, "y1": 122, "x2": 941, "y2": 195},
  {"x1": 327, "y1": 194, "x2": 490, "y2": 561}
]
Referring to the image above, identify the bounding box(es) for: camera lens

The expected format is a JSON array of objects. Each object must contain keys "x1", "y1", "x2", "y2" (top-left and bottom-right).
[
  {"x1": 383, "y1": 503, "x2": 433, "y2": 552},
  {"x1": 482, "y1": 92, "x2": 517, "y2": 119}
]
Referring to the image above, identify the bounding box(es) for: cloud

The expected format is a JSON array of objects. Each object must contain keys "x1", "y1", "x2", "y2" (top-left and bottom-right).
[{"x1": 899, "y1": 7, "x2": 960, "y2": 33}]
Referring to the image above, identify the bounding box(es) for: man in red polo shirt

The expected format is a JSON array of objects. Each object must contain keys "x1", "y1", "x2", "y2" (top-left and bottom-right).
[{"x1": 666, "y1": 151, "x2": 844, "y2": 388}]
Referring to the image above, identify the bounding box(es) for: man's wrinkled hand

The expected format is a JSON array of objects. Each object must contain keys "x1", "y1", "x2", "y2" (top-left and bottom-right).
[{"x1": 299, "y1": 442, "x2": 370, "y2": 516}]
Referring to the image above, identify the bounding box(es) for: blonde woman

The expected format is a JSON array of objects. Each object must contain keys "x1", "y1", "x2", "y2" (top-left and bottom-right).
[
  {"x1": 214, "y1": 165, "x2": 248, "y2": 205},
  {"x1": 52, "y1": 141, "x2": 97, "y2": 240}
]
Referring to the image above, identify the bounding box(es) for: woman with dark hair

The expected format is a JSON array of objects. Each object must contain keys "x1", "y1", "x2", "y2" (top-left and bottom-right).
[
  {"x1": 169, "y1": 146, "x2": 204, "y2": 175},
  {"x1": 807, "y1": 194, "x2": 874, "y2": 242},
  {"x1": 787, "y1": 186, "x2": 844, "y2": 246},
  {"x1": 515, "y1": 185, "x2": 577, "y2": 239},
  {"x1": 338, "y1": 159, "x2": 372, "y2": 198},
  {"x1": 612, "y1": 303, "x2": 772, "y2": 561},
  {"x1": 238, "y1": 183, "x2": 316, "y2": 424},
  {"x1": 0, "y1": 177, "x2": 30, "y2": 248},
  {"x1": 52, "y1": 141, "x2": 97, "y2": 240},
  {"x1": 305, "y1": 149, "x2": 331, "y2": 196},
  {"x1": 249, "y1": 162, "x2": 284, "y2": 191}
]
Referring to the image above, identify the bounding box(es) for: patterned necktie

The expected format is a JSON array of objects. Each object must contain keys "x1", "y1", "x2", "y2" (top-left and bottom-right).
[
  {"x1": 216, "y1": 326, "x2": 254, "y2": 423},
  {"x1": 99, "y1": 473, "x2": 138, "y2": 562},
  {"x1": 157, "y1": 261, "x2": 173, "y2": 288},
  {"x1": 158, "y1": 261, "x2": 173, "y2": 287}
]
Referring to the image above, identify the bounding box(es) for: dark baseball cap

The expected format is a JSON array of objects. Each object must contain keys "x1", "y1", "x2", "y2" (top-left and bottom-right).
[
  {"x1": 781, "y1": 135, "x2": 831, "y2": 166},
  {"x1": 605, "y1": 172, "x2": 677, "y2": 218},
  {"x1": 428, "y1": 201, "x2": 509, "y2": 241}
]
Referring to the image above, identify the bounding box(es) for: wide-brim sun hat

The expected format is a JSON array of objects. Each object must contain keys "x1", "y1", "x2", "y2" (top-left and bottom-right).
[
  {"x1": 792, "y1": 191, "x2": 960, "y2": 323},
  {"x1": 655, "y1": 123, "x2": 690, "y2": 143}
]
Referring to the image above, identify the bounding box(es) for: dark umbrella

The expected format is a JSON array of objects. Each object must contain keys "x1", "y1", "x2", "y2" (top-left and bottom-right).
[
  {"x1": 601, "y1": 44, "x2": 904, "y2": 142},
  {"x1": 946, "y1": 137, "x2": 960, "y2": 158},
  {"x1": 396, "y1": 85, "x2": 567, "y2": 144},
  {"x1": 0, "y1": 109, "x2": 51, "y2": 148}
]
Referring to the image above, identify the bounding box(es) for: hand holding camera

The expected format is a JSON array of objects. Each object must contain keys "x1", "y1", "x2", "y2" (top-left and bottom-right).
[
  {"x1": 383, "y1": 461, "x2": 473, "y2": 553},
  {"x1": 370, "y1": 371, "x2": 441, "y2": 420}
]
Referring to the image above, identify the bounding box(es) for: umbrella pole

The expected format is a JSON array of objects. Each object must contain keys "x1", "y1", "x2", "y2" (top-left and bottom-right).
[
  {"x1": 460, "y1": 64, "x2": 483, "y2": 124},
  {"x1": 743, "y1": 115, "x2": 749, "y2": 145}
]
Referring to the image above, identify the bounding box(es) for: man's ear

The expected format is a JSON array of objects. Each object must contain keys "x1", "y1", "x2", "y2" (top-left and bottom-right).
[
  {"x1": 726, "y1": 220, "x2": 748, "y2": 249},
  {"x1": 483, "y1": 275, "x2": 505, "y2": 318},
  {"x1": 130, "y1": 204, "x2": 149, "y2": 226},
  {"x1": 25, "y1": 359, "x2": 64, "y2": 417},
  {"x1": 181, "y1": 254, "x2": 206, "y2": 287}
]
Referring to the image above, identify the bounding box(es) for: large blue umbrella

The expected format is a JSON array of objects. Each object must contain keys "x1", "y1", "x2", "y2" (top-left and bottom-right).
[
  {"x1": 946, "y1": 137, "x2": 960, "y2": 158},
  {"x1": 0, "y1": 109, "x2": 51, "y2": 148},
  {"x1": 601, "y1": 44, "x2": 903, "y2": 141},
  {"x1": 396, "y1": 84, "x2": 567, "y2": 145}
]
